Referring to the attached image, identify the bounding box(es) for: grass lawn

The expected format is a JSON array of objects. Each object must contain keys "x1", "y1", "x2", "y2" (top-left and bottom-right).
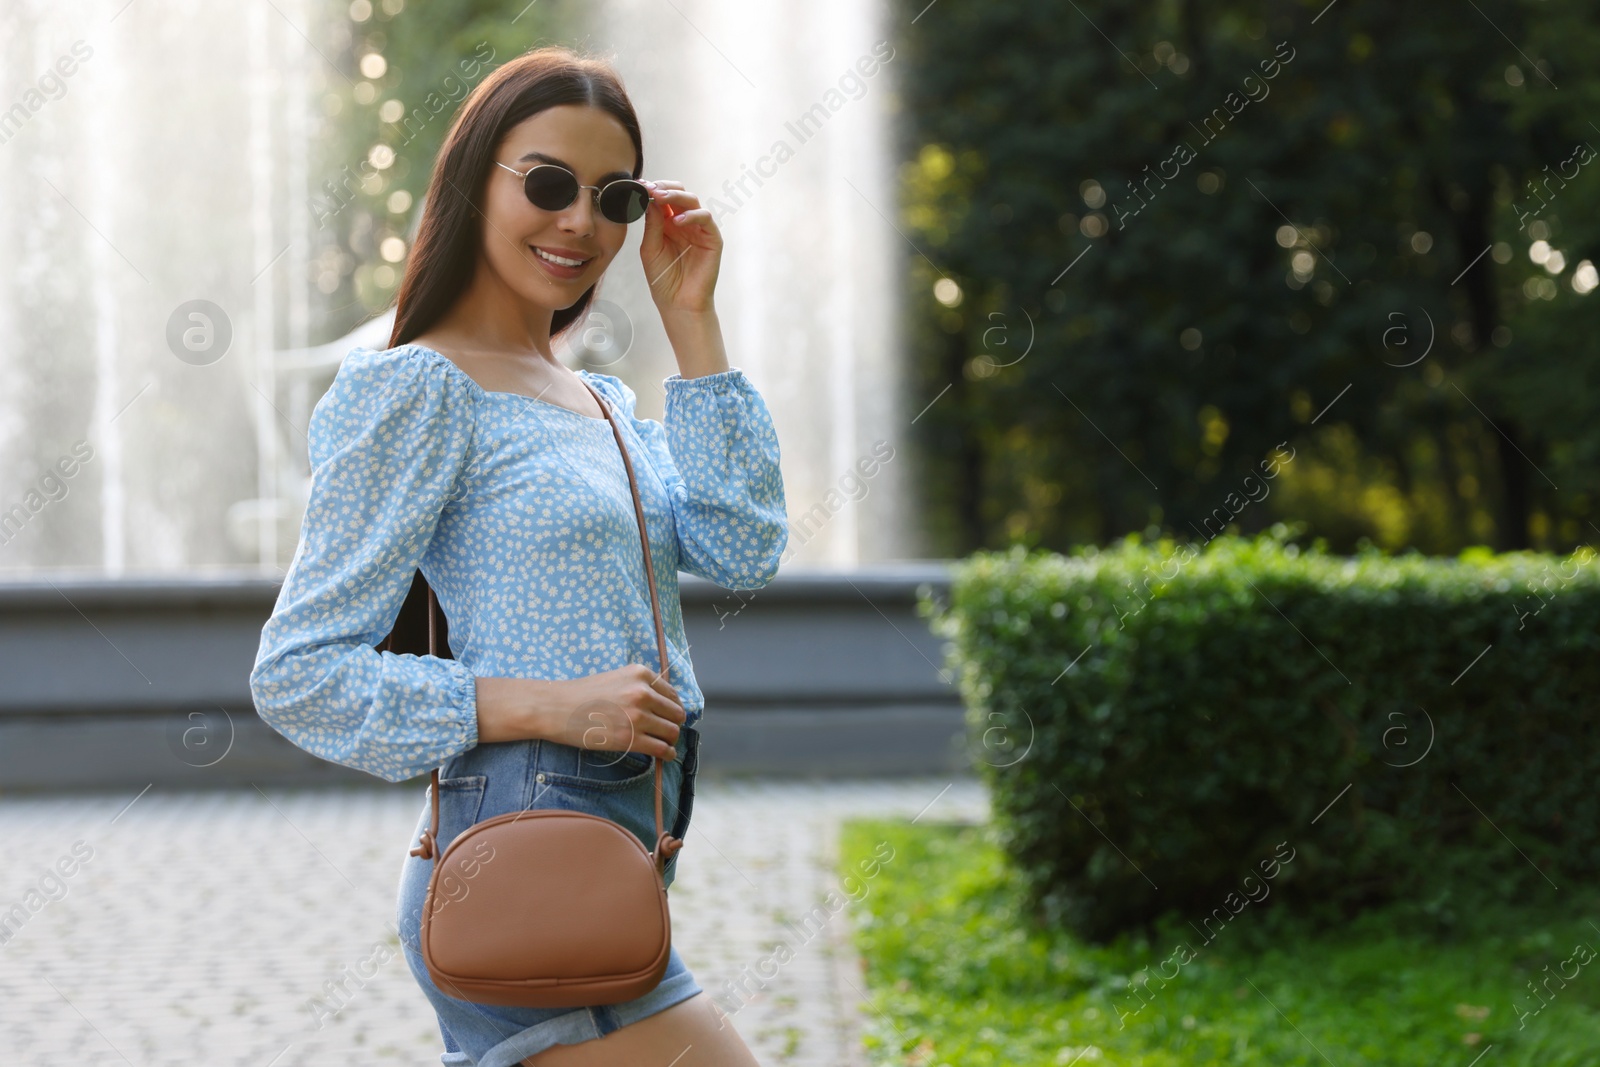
[{"x1": 839, "y1": 818, "x2": 1600, "y2": 1066}]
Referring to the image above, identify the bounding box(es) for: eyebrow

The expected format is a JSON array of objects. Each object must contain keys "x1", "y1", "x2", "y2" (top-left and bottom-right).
[{"x1": 515, "y1": 150, "x2": 634, "y2": 184}]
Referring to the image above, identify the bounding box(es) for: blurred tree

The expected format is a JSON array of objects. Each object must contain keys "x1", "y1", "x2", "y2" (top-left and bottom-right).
[
  {"x1": 307, "y1": 0, "x2": 584, "y2": 341},
  {"x1": 893, "y1": 0, "x2": 1600, "y2": 555}
]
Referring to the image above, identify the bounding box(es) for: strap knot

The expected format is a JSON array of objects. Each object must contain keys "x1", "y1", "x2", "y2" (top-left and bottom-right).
[{"x1": 654, "y1": 832, "x2": 684, "y2": 873}]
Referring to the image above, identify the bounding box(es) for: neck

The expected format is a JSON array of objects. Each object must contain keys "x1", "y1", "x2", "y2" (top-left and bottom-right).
[{"x1": 430, "y1": 255, "x2": 564, "y2": 363}]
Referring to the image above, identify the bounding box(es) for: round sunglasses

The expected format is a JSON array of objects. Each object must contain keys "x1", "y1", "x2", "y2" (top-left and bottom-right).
[{"x1": 494, "y1": 161, "x2": 650, "y2": 224}]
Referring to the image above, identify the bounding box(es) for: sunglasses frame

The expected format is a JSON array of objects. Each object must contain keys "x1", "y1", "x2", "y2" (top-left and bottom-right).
[{"x1": 494, "y1": 161, "x2": 650, "y2": 224}]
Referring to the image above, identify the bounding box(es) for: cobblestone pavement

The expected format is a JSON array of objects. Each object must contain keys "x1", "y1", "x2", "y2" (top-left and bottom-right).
[{"x1": 0, "y1": 775, "x2": 989, "y2": 1065}]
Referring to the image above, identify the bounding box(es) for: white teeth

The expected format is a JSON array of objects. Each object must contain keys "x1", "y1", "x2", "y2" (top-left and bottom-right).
[{"x1": 533, "y1": 247, "x2": 586, "y2": 268}]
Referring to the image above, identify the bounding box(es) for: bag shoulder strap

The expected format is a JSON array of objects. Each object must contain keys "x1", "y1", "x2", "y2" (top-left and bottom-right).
[{"x1": 408, "y1": 376, "x2": 682, "y2": 876}]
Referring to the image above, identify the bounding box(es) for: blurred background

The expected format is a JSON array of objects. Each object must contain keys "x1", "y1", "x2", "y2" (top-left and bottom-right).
[
  {"x1": 0, "y1": 0, "x2": 909, "y2": 574},
  {"x1": 5, "y1": 0, "x2": 1599, "y2": 573},
  {"x1": 1, "y1": 0, "x2": 1596, "y2": 1063}
]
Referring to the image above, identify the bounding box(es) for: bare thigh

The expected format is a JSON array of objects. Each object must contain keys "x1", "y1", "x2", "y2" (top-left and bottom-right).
[{"x1": 521, "y1": 992, "x2": 761, "y2": 1067}]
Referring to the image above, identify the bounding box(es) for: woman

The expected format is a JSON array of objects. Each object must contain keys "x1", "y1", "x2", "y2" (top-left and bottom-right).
[{"x1": 249, "y1": 45, "x2": 785, "y2": 1066}]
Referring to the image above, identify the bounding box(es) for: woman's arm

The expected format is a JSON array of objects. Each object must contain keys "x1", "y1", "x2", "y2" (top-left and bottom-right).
[
  {"x1": 475, "y1": 676, "x2": 558, "y2": 744},
  {"x1": 658, "y1": 307, "x2": 729, "y2": 380},
  {"x1": 626, "y1": 181, "x2": 788, "y2": 587},
  {"x1": 250, "y1": 348, "x2": 484, "y2": 783},
  {"x1": 586, "y1": 365, "x2": 788, "y2": 589},
  {"x1": 475, "y1": 669, "x2": 687, "y2": 760}
]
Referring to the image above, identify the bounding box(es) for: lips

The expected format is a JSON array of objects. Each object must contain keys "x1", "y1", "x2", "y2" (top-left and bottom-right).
[{"x1": 529, "y1": 244, "x2": 592, "y2": 280}]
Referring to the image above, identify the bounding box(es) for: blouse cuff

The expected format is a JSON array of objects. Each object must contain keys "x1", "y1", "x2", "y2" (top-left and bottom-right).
[
  {"x1": 663, "y1": 367, "x2": 751, "y2": 394},
  {"x1": 443, "y1": 657, "x2": 481, "y2": 752}
]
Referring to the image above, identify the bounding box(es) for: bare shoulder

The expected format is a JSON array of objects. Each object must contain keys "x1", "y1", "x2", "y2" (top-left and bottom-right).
[
  {"x1": 405, "y1": 332, "x2": 462, "y2": 366},
  {"x1": 405, "y1": 332, "x2": 493, "y2": 391}
]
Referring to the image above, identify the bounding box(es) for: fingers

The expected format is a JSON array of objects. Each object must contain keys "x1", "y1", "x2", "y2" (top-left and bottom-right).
[
  {"x1": 639, "y1": 185, "x2": 682, "y2": 247},
  {"x1": 643, "y1": 184, "x2": 701, "y2": 216},
  {"x1": 638, "y1": 714, "x2": 681, "y2": 760},
  {"x1": 632, "y1": 663, "x2": 686, "y2": 724},
  {"x1": 577, "y1": 710, "x2": 636, "y2": 755},
  {"x1": 645, "y1": 186, "x2": 696, "y2": 205},
  {"x1": 587, "y1": 701, "x2": 677, "y2": 760},
  {"x1": 630, "y1": 707, "x2": 681, "y2": 759},
  {"x1": 663, "y1": 207, "x2": 719, "y2": 238},
  {"x1": 645, "y1": 682, "x2": 687, "y2": 729},
  {"x1": 645, "y1": 193, "x2": 720, "y2": 249},
  {"x1": 640, "y1": 183, "x2": 722, "y2": 263},
  {"x1": 640, "y1": 668, "x2": 685, "y2": 758},
  {"x1": 647, "y1": 668, "x2": 682, "y2": 705}
]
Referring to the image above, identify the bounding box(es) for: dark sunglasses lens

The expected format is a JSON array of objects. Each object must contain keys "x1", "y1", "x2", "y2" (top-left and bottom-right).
[
  {"x1": 600, "y1": 181, "x2": 650, "y2": 224},
  {"x1": 523, "y1": 166, "x2": 578, "y2": 210}
]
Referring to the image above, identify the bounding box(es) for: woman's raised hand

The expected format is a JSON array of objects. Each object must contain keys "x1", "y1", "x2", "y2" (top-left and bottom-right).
[{"x1": 638, "y1": 179, "x2": 721, "y2": 316}]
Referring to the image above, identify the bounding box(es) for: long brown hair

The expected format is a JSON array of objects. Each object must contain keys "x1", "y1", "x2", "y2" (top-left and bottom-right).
[
  {"x1": 380, "y1": 46, "x2": 643, "y2": 659},
  {"x1": 386, "y1": 45, "x2": 644, "y2": 350}
]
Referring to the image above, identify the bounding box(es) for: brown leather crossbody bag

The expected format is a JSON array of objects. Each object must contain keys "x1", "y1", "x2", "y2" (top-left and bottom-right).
[{"x1": 400, "y1": 378, "x2": 685, "y2": 1009}]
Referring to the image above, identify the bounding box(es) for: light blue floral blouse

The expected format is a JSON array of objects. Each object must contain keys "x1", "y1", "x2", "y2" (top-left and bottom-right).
[{"x1": 249, "y1": 343, "x2": 788, "y2": 783}]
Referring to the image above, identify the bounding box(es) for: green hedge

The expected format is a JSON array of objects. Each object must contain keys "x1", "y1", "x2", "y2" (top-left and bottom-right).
[{"x1": 922, "y1": 531, "x2": 1600, "y2": 942}]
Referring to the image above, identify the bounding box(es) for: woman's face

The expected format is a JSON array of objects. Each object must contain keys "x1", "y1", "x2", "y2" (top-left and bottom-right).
[{"x1": 479, "y1": 104, "x2": 638, "y2": 311}]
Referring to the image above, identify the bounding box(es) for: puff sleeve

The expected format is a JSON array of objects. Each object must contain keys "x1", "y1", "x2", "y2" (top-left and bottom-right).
[
  {"x1": 249, "y1": 347, "x2": 480, "y2": 783},
  {"x1": 588, "y1": 367, "x2": 788, "y2": 589}
]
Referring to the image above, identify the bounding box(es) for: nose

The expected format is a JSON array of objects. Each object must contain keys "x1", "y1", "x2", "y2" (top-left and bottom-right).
[{"x1": 557, "y1": 189, "x2": 597, "y2": 238}]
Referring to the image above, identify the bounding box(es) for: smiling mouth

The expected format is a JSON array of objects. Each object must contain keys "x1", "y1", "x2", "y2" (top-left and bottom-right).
[{"x1": 530, "y1": 245, "x2": 593, "y2": 269}]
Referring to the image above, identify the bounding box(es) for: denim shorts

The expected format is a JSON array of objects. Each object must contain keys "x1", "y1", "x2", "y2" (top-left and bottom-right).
[{"x1": 396, "y1": 723, "x2": 702, "y2": 1066}]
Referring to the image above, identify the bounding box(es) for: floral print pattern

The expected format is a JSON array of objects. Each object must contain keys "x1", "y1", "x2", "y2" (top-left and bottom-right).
[{"x1": 250, "y1": 343, "x2": 787, "y2": 782}]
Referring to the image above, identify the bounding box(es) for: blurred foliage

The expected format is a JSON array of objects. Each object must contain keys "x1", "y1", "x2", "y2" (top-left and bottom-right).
[
  {"x1": 921, "y1": 531, "x2": 1599, "y2": 941},
  {"x1": 307, "y1": 0, "x2": 586, "y2": 339},
  {"x1": 841, "y1": 818, "x2": 1600, "y2": 1065},
  {"x1": 893, "y1": 0, "x2": 1600, "y2": 555}
]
